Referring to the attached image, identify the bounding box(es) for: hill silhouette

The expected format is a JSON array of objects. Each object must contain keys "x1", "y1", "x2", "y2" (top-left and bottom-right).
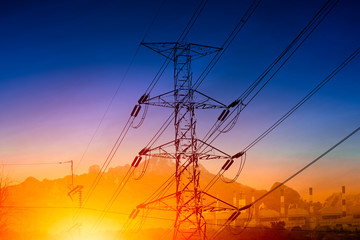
[{"x1": 4, "y1": 157, "x2": 354, "y2": 239}]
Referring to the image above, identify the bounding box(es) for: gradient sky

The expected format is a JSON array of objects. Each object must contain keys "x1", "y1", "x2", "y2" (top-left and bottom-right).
[{"x1": 1, "y1": 0, "x2": 359, "y2": 200}]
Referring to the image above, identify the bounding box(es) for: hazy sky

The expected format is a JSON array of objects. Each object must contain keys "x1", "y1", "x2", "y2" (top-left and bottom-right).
[{"x1": 1, "y1": 0, "x2": 359, "y2": 199}]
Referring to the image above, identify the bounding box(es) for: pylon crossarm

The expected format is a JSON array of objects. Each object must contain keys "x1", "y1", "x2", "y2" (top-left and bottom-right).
[
  {"x1": 137, "y1": 192, "x2": 177, "y2": 210},
  {"x1": 141, "y1": 42, "x2": 179, "y2": 60},
  {"x1": 197, "y1": 139, "x2": 232, "y2": 160},
  {"x1": 140, "y1": 139, "x2": 232, "y2": 160},
  {"x1": 139, "y1": 140, "x2": 176, "y2": 159},
  {"x1": 200, "y1": 191, "x2": 237, "y2": 210},
  {"x1": 142, "y1": 42, "x2": 222, "y2": 61},
  {"x1": 188, "y1": 43, "x2": 222, "y2": 59},
  {"x1": 202, "y1": 206, "x2": 237, "y2": 212},
  {"x1": 142, "y1": 90, "x2": 228, "y2": 109},
  {"x1": 193, "y1": 90, "x2": 227, "y2": 109},
  {"x1": 138, "y1": 190, "x2": 239, "y2": 212},
  {"x1": 142, "y1": 90, "x2": 177, "y2": 108}
]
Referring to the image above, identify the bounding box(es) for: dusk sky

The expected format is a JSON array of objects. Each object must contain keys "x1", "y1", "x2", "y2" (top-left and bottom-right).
[{"x1": 1, "y1": 0, "x2": 359, "y2": 200}]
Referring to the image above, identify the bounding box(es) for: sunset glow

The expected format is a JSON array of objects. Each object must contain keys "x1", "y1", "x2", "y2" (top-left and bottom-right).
[{"x1": 1, "y1": 0, "x2": 359, "y2": 239}]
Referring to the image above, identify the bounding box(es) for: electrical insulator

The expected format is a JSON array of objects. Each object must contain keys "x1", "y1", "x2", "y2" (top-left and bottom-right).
[
  {"x1": 227, "y1": 211, "x2": 237, "y2": 222},
  {"x1": 131, "y1": 156, "x2": 139, "y2": 167},
  {"x1": 131, "y1": 156, "x2": 142, "y2": 167},
  {"x1": 227, "y1": 99, "x2": 240, "y2": 108},
  {"x1": 221, "y1": 160, "x2": 231, "y2": 170},
  {"x1": 130, "y1": 105, "x2": 142, "y2": 117},
  {"x1": 227, "y1": 211, "x2": 240, "y2": 223},
  {"x1": 218, "y1": 109, "x2": 230, "y2": 121},
  {"x1": 129, "y1": 209, "x2": 136, "y2": 219},
  {"x1": 132, "y1": 209, "x2": 140, "y2": 219},
  {"x1": 138, "y1": 94, "x2": 149, "y2": 104},
  {"x1": 138, "y1": 147, "x2": 149, "y2": 155},
  {"x1": 134, "y1": 157, "x2": 142, "y2": 168},
  {"x1": 232, "y1": 151, "x2": 244, "y2": 159},
  {"x1": 224, "y1": 160, "x2": 234, "y2": 170},
  {"x1": 134, "y1": 105, "x2": 141, "y2": 117}
]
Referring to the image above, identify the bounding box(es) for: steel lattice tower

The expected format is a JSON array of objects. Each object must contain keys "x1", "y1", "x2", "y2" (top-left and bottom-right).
[{"x1": 133, "y1": 42, "x2": 240, "y2": 240}]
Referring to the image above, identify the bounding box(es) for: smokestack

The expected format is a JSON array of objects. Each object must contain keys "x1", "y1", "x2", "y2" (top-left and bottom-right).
[
  {"x1": 342, "y1": 186, "x2": 346, "y2": 217},
  {"x1": 233, "y1": 192, "x2": 237, "y2": 226},
  {"x1": 280, "y1": 188, "x2": 285, "y2": 218},
  {"x1": 239, "y1": 192, "x2": 246, "y2": 208},
  {"x1": 309, "y1": 187, "x2": 313, "y2": 214},
  {"x1": 233, "y1": 191, "x2": 238, "y2": 207},
  {"x1": 252, "y1": 191, "x2": 257, "y2": 223}
]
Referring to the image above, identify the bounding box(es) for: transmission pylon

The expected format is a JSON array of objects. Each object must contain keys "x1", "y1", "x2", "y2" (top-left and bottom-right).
[{"x1": 131, "y1": 42, "x2": 241, "y2": 240}]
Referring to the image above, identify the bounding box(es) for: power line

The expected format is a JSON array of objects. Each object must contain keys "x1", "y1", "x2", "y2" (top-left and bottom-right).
[
  {"x1": 87, "y1": 0, "x2": 213, "y2": 229},
  {"x1": 210, "y1": 125, "x2": 360, "y2": 239},
  {"x1": 74, "y1": 0, "x2": 169, "y2": 174},
  {"x1": 143, "y1": 0, "x2": 209, "y2": 95},
  {"x1": 242, "y1": 47, "x2": 360, "y2": 153},
  {"x1": 1, "y1": 161, "x2": 69, "y2": 166},
  {"x1": 193, "y1": 0, "x2": 262, "y2": 89},
  {"x1": 121, "y1": 1, "x2": 345, "y2": 238},
  {"x1": 2, "y1": 205, "x2": 175, "y2": 222},
  {"x1": 202, "y1": 44, "x2": 359, "y2": 189},
  {"x1": 196, "y1": 0, "x2": 340, "y2": 184},
  {"x1": 221, "y1": 46, "x2": 359, "y2": 184},
  {"x1": 133, "y1": 0, "x2": 263, "y2": 186},
  {"x1": 198, "y1": 0, "x2": 339, "y2": 153},
  {"x1": 253, "y1": 129, "x2": 359, "y2": 206},
  {"x1": 86, "y1": 0, "x2": 211, "y2": 205}
]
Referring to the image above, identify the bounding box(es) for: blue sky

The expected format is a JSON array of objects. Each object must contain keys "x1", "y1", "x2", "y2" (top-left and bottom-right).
[{"x1": 0, "y1": 0, "x2": 359, "y2": 199}]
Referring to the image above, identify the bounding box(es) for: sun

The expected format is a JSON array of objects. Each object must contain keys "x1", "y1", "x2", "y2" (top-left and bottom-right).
[{"x1": 78, "y1": 232, "x2": 113, "y2": 240}]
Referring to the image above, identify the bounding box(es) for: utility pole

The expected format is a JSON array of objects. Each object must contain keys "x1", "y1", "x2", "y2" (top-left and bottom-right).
[
  {"x1": 59, "y1": 160, "x2": 73, "y2": 188},
  {"x1": 132, "y1": 42, "x2": 240, "y2": 240}
]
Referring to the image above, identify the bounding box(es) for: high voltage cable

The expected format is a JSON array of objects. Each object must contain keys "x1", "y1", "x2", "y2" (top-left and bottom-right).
[
  {"x1": 195, "y1": 0, "x2": 339, "y2": 187},
  {"x1": 87, "y1": 0, "x2": 211, "y2": 228},
  {"x1": 72, "y1": 116, "x2": 136, "y2": 223},
  {"x1": 123, "y1": 0, "x2": 339, "y2": 233},
  {"x1": 203, "y1": 45, "x2": 359, "y2": 189},
  {"x1": 151, "y1": 0, "x2": 261, "y2": 108},
  {"x1": 178, "y1": 0, "x2": 208, "y2": 43},
  {"x1": 210, "y1": 125, "x2": 360, "y2": 239},
  {"x1": 141, "y1": 0, "x2": 168, "y2": 42},
  {"x1": 1, "y1": 161, "x2": 70, "y2": 166},
  {"x1": 75, "y1": 47, "x2": 141, "y2": 173},
  {"x1": 80, "y1": 0, "x2": 198, "y2": 207},
  {"x1": 89, "y1": 0, "x2": 209, "y2": 205},
  {"x1": 214, "y1": 45, "x2": 359, "y2": 186},
  {"x1": 87, "y1": 0, "x2": 209, "y2": 204},
  {"x1": 193, "y1": 0, "x2": 262, "y2": 89},
  {"x1": 234, "y1": 0, "x2": 338, "y2": 103},
  {"x1": 239, "y1": 0, "x2": 339, "y2": 105},
  {"x1": 74, "y1": 0, "x2": 169, "y2": 173},
  {"x1": 99, "y1": 0, "x2": 339, "y2": 233},
  {"x1": 91, "y1": 166, "x2": 137, "y2": 231},
  {"x1": 150, "y1": 0, "x2": 261, "y2": 131},
  {"x1": 197, "y1": 0, "x2": 339, "y2": 170},
  {"x1": 129, "y1": 0, "x2": 344, "y2": 227},
  {"x1": 130, "y1": 0, "x2": 263, "y2": 178},
  {"x1": 119, "y1": 0, "x2": 265, "y2": 229},
  {"x1": 145, "y1": 0, "x2": 262, "y2": 154},
  {"x1": 2, "y1": 205, "x2": 175, "y2": 222},
  {"x1": 199, "y1": 0, "x2": 339, "y2": 147},
  {"x1": 242, "y1": 47, "x2": 360, "y2": 153},
  {"x1": 144, "y1": 0, "x2": 209, "y2": 95},
  {"x1": 83, "y1": 117, "x2": 133, "y2": 205},
  {"x1": 139, "y1": 0, "x2": 264, "y2": 168}
]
